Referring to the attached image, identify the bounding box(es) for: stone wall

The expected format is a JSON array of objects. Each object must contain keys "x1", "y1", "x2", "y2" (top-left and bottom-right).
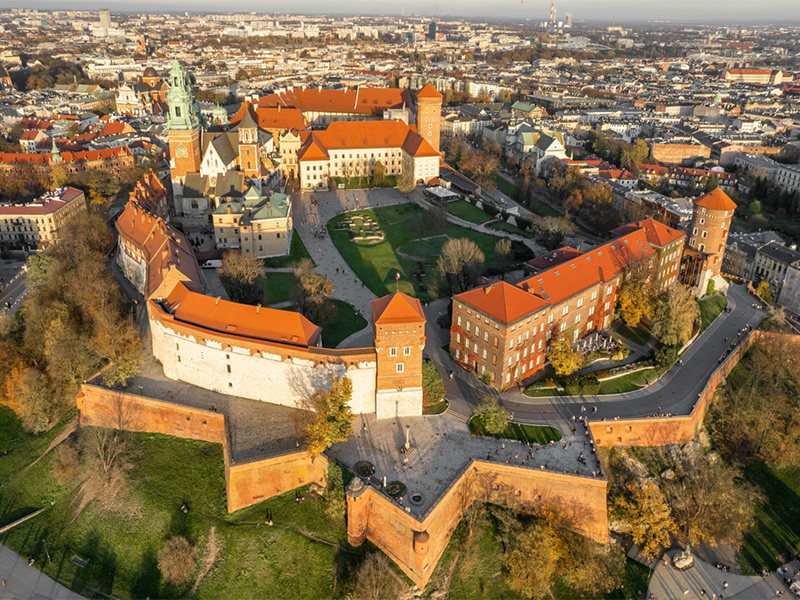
[
  {"x1": 150, "y1": 308, "x2": 378, "y2": 415},
  {"x1": 347, "y1": 460, "x2": 609, "y2": 590}
]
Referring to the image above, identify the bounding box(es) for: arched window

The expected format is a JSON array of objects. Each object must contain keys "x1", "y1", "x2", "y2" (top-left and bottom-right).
[{"x1": 191, "y1": 200, "x2": 199, "y2": 210}]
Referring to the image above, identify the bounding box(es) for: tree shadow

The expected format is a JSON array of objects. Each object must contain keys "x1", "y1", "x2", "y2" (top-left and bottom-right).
[{"x1": 131, "y1": 547, "x2": 161, "y2": 600}]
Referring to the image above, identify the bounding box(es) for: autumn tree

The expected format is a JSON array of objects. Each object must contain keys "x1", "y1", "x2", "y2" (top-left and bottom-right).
[
  {"x1": 616, "y1": 255, "x2": 657, "y2": 328},
  {"x1": 495, "y1": 237, "x2": 514, "y2": 279},
  {"x1": 432, "y1": 238, "x2": 485, "y2": 297},
  {"x1": 397, "y1": 168, "x2": 416, "y2": 195},
  {"x1": 291, "y1": 258, "x2": 335, "y2": 322},
  {"x1": 421, "y1": 360, "x2": 445, "y2": 406},
  {"x1": 473, "y1": 396, "x2": 512, "y2": 435},
  {"x1": 305, "y1": 375, "x2": 354, "y2": 455},
  {"x1": 755, "y1": 280, "x2": 773, "y2": 302},
  {"x1": 547, "y1": 330, "x2": 584, "y2": 377},
  {"x1": 536, "y1": 216, "x2": 576, "y2": 251},
  {"x1": 353, "y1": 553, "x2": 404, "y2": 600},
  {"x1": 158, "y1": 536, "x2": 197, "y2": 587},
  {"x1": 612, "y1": 477, "x2": 675, "y2": 558},
  {"x1": 218, "y1": 250, "x2": 266, "y2": 305},
  {"x1": 651, "y1": 284, "x2": 699, "y2": 347},
  {"x1": 505, "y1": 522, "x2": 561, "y2": 599},
  {"x1": 372, "y1": 160, "x2": 386, "y2": 186}
]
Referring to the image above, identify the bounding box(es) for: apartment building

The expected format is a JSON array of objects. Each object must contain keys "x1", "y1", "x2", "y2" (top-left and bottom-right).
[{"x1": 0, "y1": 187, "x2": 87, "y2": 250}]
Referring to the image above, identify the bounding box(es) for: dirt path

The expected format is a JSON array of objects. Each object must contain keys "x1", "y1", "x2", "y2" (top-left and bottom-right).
[{"x1": 23, "y1": 414, "x2": 79, "y2": 473}]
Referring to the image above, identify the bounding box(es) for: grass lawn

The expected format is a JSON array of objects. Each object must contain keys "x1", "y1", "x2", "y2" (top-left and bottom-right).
[
  {"x1": 321, "y1": 299, "x2": 367, "y2": 348},
  {"x1": 262, "y1": 271, "x2": 295, "y2": 305},
  {"x1": 528, "y1": 198, "x2": 563, "y2": 218},
  {"x1": 493, "y1": 172, "x2": 518, "y2": 198},
  {"x1": 469, "y1": 416, "x2": 562, "y2": 444},
  {"x1": 738, "y1": 462, "x2": 800, "y2": 574},
  {"x1": 616, "y1": 323, "x2": 652, "y2": 347},
  {"x1": 262, "y1": 232, "x2": 314, "y2": 268},
  {"x1": 699, "y1": 294, "x2": 728, "y2": 333},
  {"x1": 597, "y1": 368, "x2": 658, "y2": 394},
  {"x1": 523, "y1": 385, "x2": 565, "y2": 398},
  {"x1": 441, "y1": 199, "x2": 490, "y2": 224},
  {"x1": 328, "y1": 203, "x2": 529, "y2": 301},
  {"x1": 487, "y1": 220, "x2": 535, "y2": 238},
  {"x1": 0, "y1": 407, "x2": 363, "y2": 600},
  {"x1": 423, "y1": 401, "x2": 449, "y2": 415}
]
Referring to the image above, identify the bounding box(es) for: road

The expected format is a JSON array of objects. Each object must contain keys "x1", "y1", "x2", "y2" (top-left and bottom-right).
[{"x1": 0, "y1": 544, "x2": 84, "y2": 600}]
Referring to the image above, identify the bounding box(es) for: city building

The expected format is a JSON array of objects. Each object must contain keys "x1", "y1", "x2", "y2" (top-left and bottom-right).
[
  {"x1": 722, "y1": 230, "x2": 784, "y2": 281},
  {"x1": 212, "y1": 186, "x2": 292, "y2": 258},
  {"x1": 680, "y1": 188, "x2": 737, "y2": 296},
  {"x1": 753, "y1": 241, "x2": 800, "y2": 299},
  {"x1": 723, "y1": 68, "x2": 791, "y2": 85},
  {"x1": 778, "y1": 259, "x2": 800, "y2": 316},
  {"x1": 0, "y1": 187, "x2": 87, "y2": 250}
]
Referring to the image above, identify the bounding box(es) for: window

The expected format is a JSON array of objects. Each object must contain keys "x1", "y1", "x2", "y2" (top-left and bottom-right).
[
  {"x1": 588, "y1": 306, "x2": 595, "y2": 316},
  {"x1": 604, "y1": 301, "x2": 610, "y2": 311},
  {"x1": 559, "y1": 322, "x2": 567, "y2": 332},
  {"x1": 562, "y1": 305, "x2": 568, "y2": 316},
  {"x1": 390, "y1": 347, "x2": 397, "y2": 356},
  {"x1": 484, "y1": 331, "x2": 489, "y2": 342},
  {"x1": 575, "y1": 314, "x2": 581, "y2": 324},
  {"x1": 456, "y1": 332, "x2": 461, "y2": 344},
  {"x1": 457, "y1": 316, "x2": 462, "y2": 326},
  {"x1": 702, "y1": 230, "x2": 707, "y2": 238},
  {"x1": 403, "y1": 346, "x2": 411, "y2": 356},
  {"x1": 606, "y1": 286, "x2": 613, "y2": 296},
  {"x1": 396, "y1": 363, "x2": 404, "y2": 373},
  {"x1": 475, "y1": 325, "x2": 480, "y2": 337},
  {"x1": 466, "y1": 321, "x2": 471, "y2": 332},
  {"x1": 577, "y1": 298, "x2": 584, "y2": 308},
  {"x1": 693, "y1": 227, "x2": 698, "y2": 235}
]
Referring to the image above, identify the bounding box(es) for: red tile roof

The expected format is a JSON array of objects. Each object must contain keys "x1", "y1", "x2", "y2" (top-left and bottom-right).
[
  {"x1": 258, "y1": 87, "x2": 412, "y2": 117},
  {"x1": 371, "y1": 292, "x2": 426, "y2": 325},
  {"x1": 610, "y1": 218, "x2": 685, "y2": 248},
  {"x1": 694, "y1": 188, "x2": 737, "y2": 211},
  {"x1": 526, "y1": 247, "x2": 583, "y2": 272},
  {"x1": 455, "y1": 281, "x2": 548, "y2": 325},
  {"x1": 416, "y1": 84, "x2": 443, "y2": 100},
  {"x1": 0, "y1": 187, "x2": 83, "y2": 216},
  {"x1": 297, "y1": 120, "x2": 438, "y2": 159}
]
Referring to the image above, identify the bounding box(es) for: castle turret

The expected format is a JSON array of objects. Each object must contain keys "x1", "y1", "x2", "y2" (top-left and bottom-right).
[
  {"x1": 681, "y1": 188, "x2": 736, "y2": 295},
  {"x1": 415, "y1": 84, "x2": 443, "y2": 154}
]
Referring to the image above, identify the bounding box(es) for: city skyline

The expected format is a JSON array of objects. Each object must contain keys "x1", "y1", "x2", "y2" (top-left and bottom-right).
[{"x1": 6, "y1": 0, "x2": 800, "y2": 23}]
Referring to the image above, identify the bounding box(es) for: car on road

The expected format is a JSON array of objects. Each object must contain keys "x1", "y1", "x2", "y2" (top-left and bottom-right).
[{"x1": 202, "y1": 259, "x2": 223, "y2": 269}]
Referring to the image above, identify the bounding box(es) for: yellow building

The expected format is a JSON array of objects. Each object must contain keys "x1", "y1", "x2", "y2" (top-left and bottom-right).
[
  {"x1": 212, "y1": 186, "x2": 292, "y2": 258},
  {"x1": 0, "y1": 187, "x2": 87, "y2": 250}
]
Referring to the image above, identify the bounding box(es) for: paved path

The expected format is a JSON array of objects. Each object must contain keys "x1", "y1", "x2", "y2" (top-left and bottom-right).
[{"x1": 0, "y1": 544, "x2": 85, "y2": 600}]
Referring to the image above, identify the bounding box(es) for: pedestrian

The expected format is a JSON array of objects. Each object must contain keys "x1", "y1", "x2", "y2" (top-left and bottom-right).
[{"x1": 1, "y1": 579, "x2": 5, "y2": 587}]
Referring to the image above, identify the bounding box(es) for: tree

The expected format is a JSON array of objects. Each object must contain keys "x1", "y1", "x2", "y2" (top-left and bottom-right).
[
  {"x1": 651, "y1": 285, "x2": 699, "y2": 347},
  {"x1": 158, "y1": 536, "x2": 197, "y2": 587},
  {"x1": 305, "y1": 376, "x2": 354, "y2": 455},
  {"x1": 495, "y1": 237, "x2": 514, "y2": 279},
  {"x1": 432, "y1": 238, "x2": 485, "y2": 297},
  {"x1": 397, "y1": 168, "x2": 416, "y2": 195},
  {"x1": 755, "y1": 280, "x2": 773, "y2": 302},
  {"x1": 373, "y1": 160, "x2": 385, "y2": 186},
  {"x1": 505, "y1": 523, "x2": 561, "y2": 599},
  {"x1": 353, "y1": 553, "x2": 404, "y2": 600},
  {"x1": 547, "y1": 331, "x2": 583, "y2": 377},
  {"x1": 13, "y1": 367, "x2": 55, "y2": 433},
  {"x1": 536, "y1": 216, "x2": 576, "y2": 251},
  {"x1": 325, "y1": 461, "x2": 346, "y2": 519},
  {"x1": 617, "y1": 255, "x2": 657, "y2": 328},
  {"x1": 474, "y1": 396, "x2": 511, "y2": 435},
  {"x1": 218, "y1": 251, "x2": 266, "y2": 305},
  {"x1": 612, "y1": 478, "x2": 675, "y2": 558},
  {"x1": 422, "y1": 360, "x2": 445, "y2": 406},
  {"x1": 291, "y1": 258, "x2": 335, "y2": 320}
]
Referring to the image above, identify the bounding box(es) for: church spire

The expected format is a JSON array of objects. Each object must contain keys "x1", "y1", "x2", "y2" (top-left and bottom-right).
[{"x1": 166, "y1": 60, "x2": 200, "y2": 131}]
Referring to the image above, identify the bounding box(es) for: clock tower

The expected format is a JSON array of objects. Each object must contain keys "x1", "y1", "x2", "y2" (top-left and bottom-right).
[{"x1": 166, "y1": 60, "x2": 201, "y2": 184}]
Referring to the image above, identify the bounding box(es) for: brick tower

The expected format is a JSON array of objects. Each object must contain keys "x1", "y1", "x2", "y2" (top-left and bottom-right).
[
  {"x1": 415, "y1": 84, "x2": 443, "y2": 153},
  {"x1": 681, "y1": 188, "x2": 737, "y2": 296},
  {"x1": 166, "y1": 59, "x2": 201, "y2": 183},
  {"x1": 370, "y1": 292, "x2": 426, "y2": 419},
  {"x1": 237, "y1": 103, "x2": 260, "y2": 179}
]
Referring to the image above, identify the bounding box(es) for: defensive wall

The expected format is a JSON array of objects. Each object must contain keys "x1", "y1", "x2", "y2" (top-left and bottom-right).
[
  {"x1": 76, "y1": 382, "x2": 325, "y2": 514},
  {"x1": 347, "y1": 459, "x2": 609, "y2": 590},
  {"x1": 590, "y1": 331, "x2": 796, "y2": 447}
]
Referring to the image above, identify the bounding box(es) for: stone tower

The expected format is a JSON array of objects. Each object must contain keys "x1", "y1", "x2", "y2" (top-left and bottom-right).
[
  {"x1": 370, "y1": 292, "x2": 426, "y2": 419},
  {"x1": 237, "y1": 104, "x2": 260, "y2": 179},
  {"x1": 415, "y1": 84, "x2": 443, "y2": 153},
  {"x1": 681, "y1": 188, "x2": 737, "y2": 296},
  {"x1": 166, "y1": 59, "x2": 201, "y2": 183}
]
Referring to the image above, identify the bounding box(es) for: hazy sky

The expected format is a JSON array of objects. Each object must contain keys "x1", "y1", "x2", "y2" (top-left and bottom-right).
[{"x1": 5, "y1": 0, "x2": 799, "y2": 22}]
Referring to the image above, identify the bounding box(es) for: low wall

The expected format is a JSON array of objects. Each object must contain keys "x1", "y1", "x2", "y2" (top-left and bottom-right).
[
  {"x1": 347, "y1": 459, "x2": 608, "y2": 590},
  {"x1": 226, "y1": 451, "x2": 327, "y2": 513},
  {"x1": 589, "y1": 331, "x2": 796, "y2": 447},
  {"x1": 76, "y1": 384, "x2": 226, "y2": 444}
]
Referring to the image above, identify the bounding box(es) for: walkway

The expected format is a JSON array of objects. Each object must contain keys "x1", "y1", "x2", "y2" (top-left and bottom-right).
[{"x1": 0, "y1": 544, "x2": 85, "y2": 600}]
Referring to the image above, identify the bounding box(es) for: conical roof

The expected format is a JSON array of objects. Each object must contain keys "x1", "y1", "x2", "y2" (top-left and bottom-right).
[{"x1": 694, "y1": 188, "x2": 737, "y2": 211}]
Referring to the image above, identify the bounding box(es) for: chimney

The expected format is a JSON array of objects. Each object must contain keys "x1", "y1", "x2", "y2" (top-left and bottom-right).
[
  {"x1": 226, "y1": 205, "x2": 231, "y2": 214},
  {"x1": 277, "y1": 104, "x2": 281, "y2": 112},
  {"x1": 484, "y1": 284, "x2": 493, "y2": 294},
  {"x1": 256, "y1": 304, "x2": 261, "y2": 314},
  {"x1": 215, "y1": 297, "x2": 221, "y2": 306}
]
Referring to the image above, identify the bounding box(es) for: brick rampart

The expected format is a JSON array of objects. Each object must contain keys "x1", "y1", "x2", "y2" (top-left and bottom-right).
[{"x1": 347, "y1": 460, "x2": 609, "y2": 589}]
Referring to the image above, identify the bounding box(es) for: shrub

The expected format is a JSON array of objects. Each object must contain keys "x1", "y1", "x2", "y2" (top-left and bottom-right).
[
  {"x1": 706, "y1": 279, "x2": 715, "y2": 296},
  {"x1": 422, "y1": 361, "x2": 445, "y2": 406},
  {"x1": 564, "y1": 374, "x2": 600, "y2": 396},
  {"x1": 652, "y1": 344, "x2": 679, "y2": 369},
  {"x1": 482, "y1": 203, "x2": 500, "y2": 217},
  {"x1": 474, "y1": 396, "x2": 512, "y2": 435},
  {"x1": 158, "y1": 536, "x2": 197, "y2": 587}
]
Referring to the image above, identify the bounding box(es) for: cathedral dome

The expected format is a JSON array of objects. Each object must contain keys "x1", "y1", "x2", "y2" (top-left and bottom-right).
[{"x1": 142, "y1": 66, "x2": 158, "y2": 79}]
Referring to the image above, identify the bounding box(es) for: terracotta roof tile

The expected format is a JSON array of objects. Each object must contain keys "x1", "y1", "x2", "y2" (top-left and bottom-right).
[
  {"x1": 370, "y1": 292, "x2": 426, "y2": 325},
  {"x1": 455, "y1": 281, "x2": 548, "y2": 325},
  {"x1": 694, "y1": 188, "x2": 737, "y2": 211}
]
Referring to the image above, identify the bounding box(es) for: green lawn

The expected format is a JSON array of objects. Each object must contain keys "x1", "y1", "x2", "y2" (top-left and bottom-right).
[
  {"x1": 469, "y1": 416, "x2": 562, "y2": 444},
  {"x1": 528, "y1": 198, "x2": 562, "y2": 218},
  {"x1": 321, "y1": 299, "x2": 367, "y2": 348},
  {"x1": 597, "y1": 368, "x2": 658, "y2": 394},
  {"x1": 262, "y1": 271, "x2": 296, "y2": 305},
  {"x1": 738, "y1": 462, "x2": 800, "y2": 574},
  {"x1": 0, "y1": 407, "x2": 361, "y2": 599},
  {"x1": 487, "y1": 220, "x2": 535, "y2": 238},
  {"x1": 699, "y1": 294, "x2": 728, "y2": 333},
  {"x1": 263, "y1": 232, "x2": 314, "y2": 268},
  {"x1": 616, "y1": 323, "x2": 652, "y2": 347},
  {"x1": 441, "y1": 199, "x2": 491, "y2": 224},
  {"x1": 493, "y1": 172, "x2": 518, "y2": 197},
  {"x1": 328, "y1": 203, "x2": 530, "y2": 301}
]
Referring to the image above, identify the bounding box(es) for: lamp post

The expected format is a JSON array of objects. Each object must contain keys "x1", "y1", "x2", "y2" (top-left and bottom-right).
[{"x1": 404, "y1": 424, "x2": 412, "y2": 452}]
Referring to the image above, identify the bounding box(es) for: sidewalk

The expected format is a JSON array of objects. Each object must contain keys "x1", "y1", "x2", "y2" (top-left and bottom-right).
[{"x1": 0, "y1": 544, "x2": 84, "y2": 600}]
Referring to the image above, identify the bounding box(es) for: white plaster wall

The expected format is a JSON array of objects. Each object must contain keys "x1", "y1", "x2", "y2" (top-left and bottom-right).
[
  {"x1": 151, "y1": 318, "x2": 377, "y2": 414},
  {"x1": 117, "y1": 246, "x2": 146, "y2": 296},
  {"x1": 375, "y1": 388, "x2": 423, "y2": 420}
]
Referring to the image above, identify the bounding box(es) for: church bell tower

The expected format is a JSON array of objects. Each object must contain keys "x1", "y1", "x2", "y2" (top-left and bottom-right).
[{"x1": 166, "y1": 60, "x2": 201, "y2": 183}]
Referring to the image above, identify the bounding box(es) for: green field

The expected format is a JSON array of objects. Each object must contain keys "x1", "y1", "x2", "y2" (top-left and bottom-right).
[
  {"x1": 321, "y1": 299, "x2": 367, "y2": 348},
  {"x1": 493, "y1": 172, "x2": 518, "y2": 197},
  {"x1": 616, "y1": 323, "x2": 651, "y2": 347},
  {"x1": 441, "y1": 199, "x2": 491, "y2": 224},
  {"x1": 469, "y1": 416, "x2": 562, "y2": 444},
  {"x1": 0, "y1": 407, "x2": 363, "y2": 599},
  {"x1": 262, "y1": 232, "x2": 314, "y2": 268},
  {"x1": 487, "y1": 220, "x2": 535, "y2": 238},
  {"x1": 262, "y1": 271, "x2": 296, "y2": 305},
  {"x1": 328, "y1": 203, "x2": 530, "y2": 301},
  {"x1": 597, "y1": 368, "x2": 658, "y2": 394},
  {"x1": 699, "y1": 294, "x2": 728, "y2": 333}
]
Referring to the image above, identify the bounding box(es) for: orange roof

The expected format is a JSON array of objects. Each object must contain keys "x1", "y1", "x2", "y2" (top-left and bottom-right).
[
  {"x1": 297, "y1": 120, "x2": 437, "y2": 159},
  {"x1": 416, "y1": 84, "x2": 443, "y2": 100},
  {"x1": 694, "y1": 188, "x2": 737, "y2": 212},
  {"x1": 258, "y1": 87, "x2": 412, "y2": 117},
  {"x1": 519, "y1": 229, "x2": 655, "y2": 306},
  {"x1": 297, "y1": 133, "x2": 330, "y2": 161},
  {"x1": 0, "y1": 187, "x2": 83, "y2": 216},
  {"x1": 611, "y1": 218, "x2": 684, "y2": 248},
  {"x1": 165, "y1": 282, "x2": 321, "y2": 347},
  {"x1": 370, "y1": 292, "x2": 426, "y2": 325},
  {"x1": 455, "y1": 281, "x2": 548, "y2": 325}
]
